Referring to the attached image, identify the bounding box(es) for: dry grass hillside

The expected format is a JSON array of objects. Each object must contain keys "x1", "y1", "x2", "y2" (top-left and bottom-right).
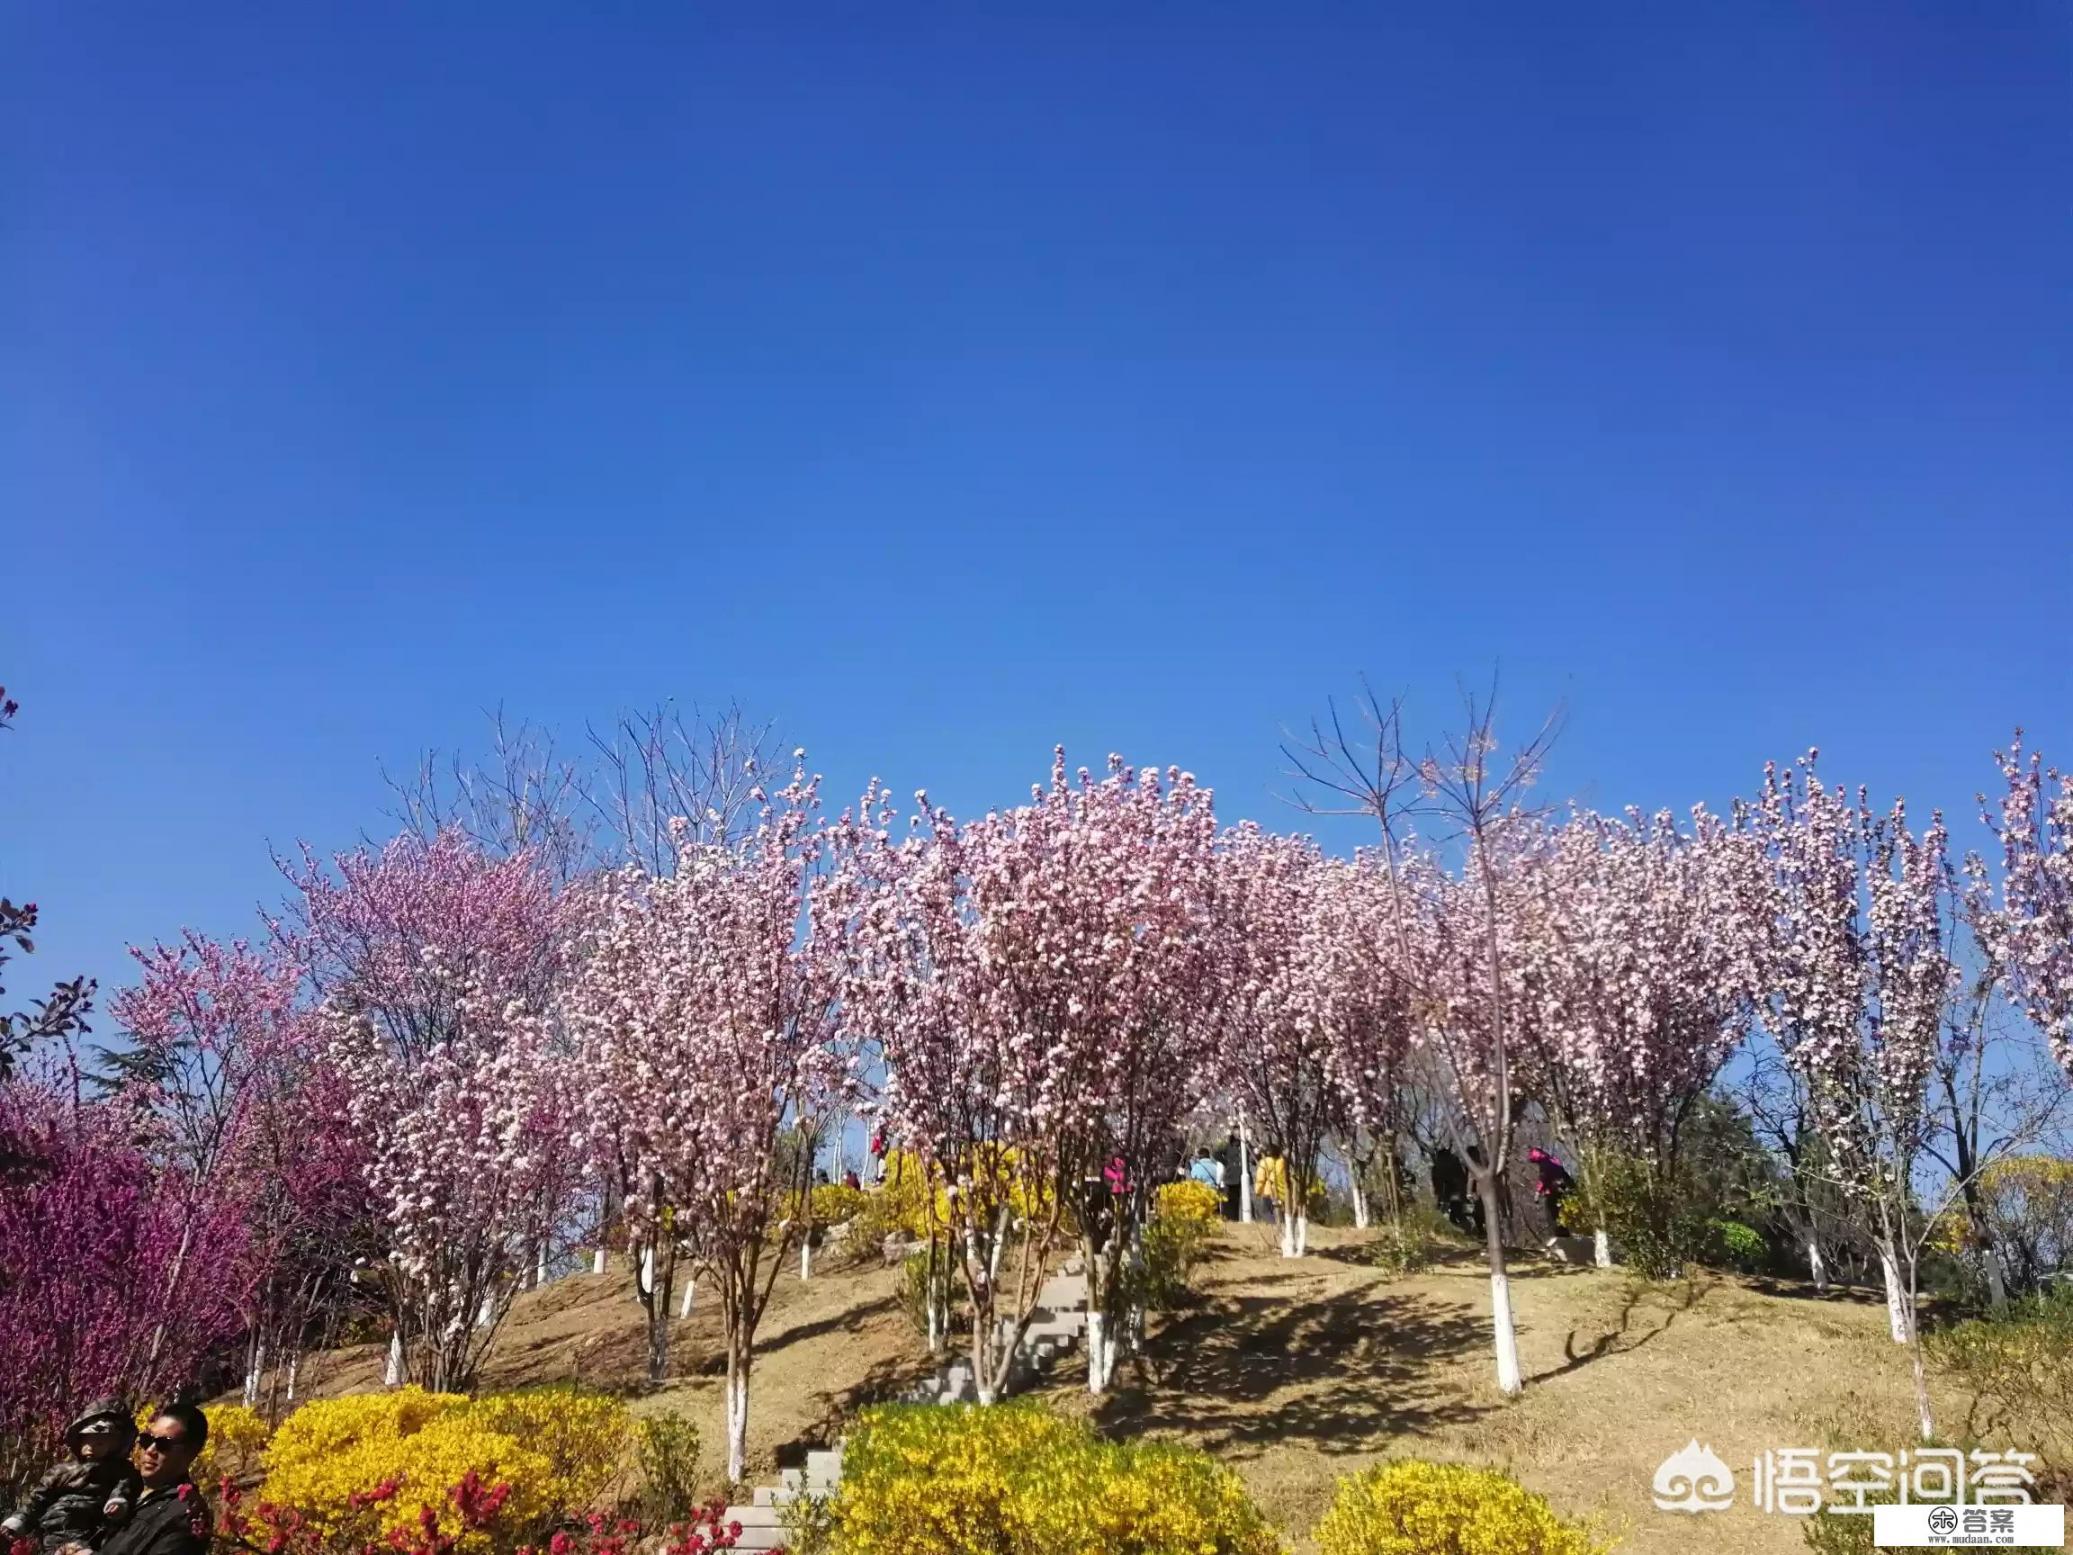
[{"x1": 292, "y1": 1222, "x2": 1978, "y2": 1555}]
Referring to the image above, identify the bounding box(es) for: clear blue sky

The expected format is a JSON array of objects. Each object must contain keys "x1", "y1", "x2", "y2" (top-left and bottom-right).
[{"x1": 5, "y1": 5, "x2": 2070, "y2": 1009}]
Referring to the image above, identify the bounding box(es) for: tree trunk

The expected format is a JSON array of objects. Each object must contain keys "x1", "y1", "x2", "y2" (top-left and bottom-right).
[
  {"x1": 1238, "y1": 1118, "x2": 1253, "y2": 1224},
  {"x1": 592, "y1": 1247, "x2": 608, "y2": 1276},
  {"x1": 1879, "y1": 1245, "x2": 1911, "y2": 1345},
  {"x1": 1806, "y1": 1235, "x2": 1828, "y2": 1292},
  {"x1": 383, "y1": 1329, "x2": 403, "y2": 1387},
  {"x1": 1594, "y1": 1226, "x2": 1612, "y2": 1268},
  {"x1": 242, "y1": 1337, "x2": 264, "y2": 1408},
  {"x1": 1984, "y1": 1245, "x2": 2009, "y2": 1311},
  {"x1": 800, "y1": 1236, "x2": 813, "y2": 1282},
  {"x1": 679, "y1": 1276, "x2": 697, "y2": 1319},
  {"x1": 285, "y1": 1352, "x2": 299, "y2": 1402},
  {"x1": 723, "y1": 1343, "x2": 750, "y2": 1484},
  {"x1": 1350, "y1": 1175, "x2": 1370, "y2": 1231},
  {"x1": 1479, "y1": 1174, "x2": 1523, "y2": 1397}
]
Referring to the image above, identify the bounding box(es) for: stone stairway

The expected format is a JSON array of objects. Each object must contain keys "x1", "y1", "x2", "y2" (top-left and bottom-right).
[
  {"x1": 897, "y1": 1259, "x2": 1088, "y2": 1405},
  {"x1": 717, "y1": 1261, "x2": 1090, "y2": 1550},
  {"x1": 722, "y1": 1445, "x2": 845, "y2": 1553}
]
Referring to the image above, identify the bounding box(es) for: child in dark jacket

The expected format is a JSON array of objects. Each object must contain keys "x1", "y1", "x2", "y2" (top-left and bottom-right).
[{"x1": 2, "y1": 1400, "x2": 143, "y2": 1552}]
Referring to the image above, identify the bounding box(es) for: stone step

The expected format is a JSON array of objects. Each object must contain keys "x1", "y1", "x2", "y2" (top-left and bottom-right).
[
  {"x1": 723, "y1": 1505, "x2": 785, "y2": 1529},
  {"x1": 778, "y1": 1469, "x2": 841, "y2": 1493},
  {"x1": 805, "y1": 1449, "x2": 844, "y2": 1475}
]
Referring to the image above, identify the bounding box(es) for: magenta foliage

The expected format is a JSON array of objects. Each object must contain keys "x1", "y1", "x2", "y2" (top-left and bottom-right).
[{"x1": 0, "y1": 1080, "x2": 247, "y2": 1490}]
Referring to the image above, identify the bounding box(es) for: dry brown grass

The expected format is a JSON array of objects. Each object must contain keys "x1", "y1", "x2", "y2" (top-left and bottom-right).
[{"x1": 289, "y1": 1222, "x2": 1985, "y2": 1554}]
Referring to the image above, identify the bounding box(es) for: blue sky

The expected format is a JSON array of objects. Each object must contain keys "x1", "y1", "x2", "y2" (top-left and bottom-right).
[{"x1": 5, "y1": 4, "x2": 2071, "y2": 1010}]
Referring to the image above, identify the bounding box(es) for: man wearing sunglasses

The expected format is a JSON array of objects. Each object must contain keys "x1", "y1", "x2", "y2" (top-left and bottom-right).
[{"x1": 93, "y1": 1406, "x2": 210, "y2": 1555}]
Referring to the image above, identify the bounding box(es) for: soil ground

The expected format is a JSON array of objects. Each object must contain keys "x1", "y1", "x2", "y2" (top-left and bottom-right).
[{"x1": 292, "y1": 1223, "x2": 1987, "y2": 1555}]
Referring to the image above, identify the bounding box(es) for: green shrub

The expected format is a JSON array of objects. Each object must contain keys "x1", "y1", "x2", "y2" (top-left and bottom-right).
[
  {"x1": 630, "y1": 1409, "x2": 702, "y2": 1527},
  {"x1": 1315, "y1": 1461, "x2": 1609, "y2": 1555},
  {"x1": 1928, "y1": 1287, "x2": 2073, "y2": 1470},
  {"x1": 1368, "y1": 1206, "x2": 1451, "y2": 1277},
  {"x1": 1584, "y1": 1152, "x2": 1711, "y2": 1280},
  {"x1": 1709, "y1": 1218, "x2": 1767, "y2": 1273},
  {"x1": 832, "y1": 1403, "x2": 1280, "y2": 1555}
]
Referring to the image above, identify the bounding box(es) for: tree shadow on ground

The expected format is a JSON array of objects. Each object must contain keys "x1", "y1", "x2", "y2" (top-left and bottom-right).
[
  {"x1": 1529, "y1": 1275, "x2": 1711, "y2": 1384},
  {"x1": 1743, "y1": 1274, "x2": 1884, "y2": 1307},
  {"x1": 760, "y1": 1292, "x2": 902, "y2": 1354},
  {"x1": 1082, "y1": 1277, "x2": 1493, "y2": 1459}
]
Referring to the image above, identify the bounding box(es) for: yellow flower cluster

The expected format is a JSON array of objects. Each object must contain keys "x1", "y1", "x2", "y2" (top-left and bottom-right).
[
  {"x1": 137, "y1": 1402, "x2": 273, "y2": 1489},
  {"x1": 833, "y1": 1403, "x2": 1281, "y2": 1555},
  {"x1": 258, "y1": 1386, "x2": 630, "y2": 1549},
  {"x1": 1314, "y1": 1461, "x2": 1612, "y2": 1555},
  {"x1": 1154, "y1": 1179, "x2": 1224, "y2": 1230}
]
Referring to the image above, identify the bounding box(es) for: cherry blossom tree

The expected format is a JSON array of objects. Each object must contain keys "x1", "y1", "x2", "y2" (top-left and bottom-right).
[
  {"x1": 1315, "y1": 858, "x2": 1418, "y2": 1235},
  {"x1": 833, "y1": 752, "x2": 1222, "y2": 1397},
  {"x1": 1736, "y1": 753, "x2": 1962, "y2": 1436},
  {"x1": 108, "y1": 933, "x2": 370, "y2": 1407},
  {"x1": 1514, "y1": 807, "x2": 1758, "y2": 1267},
  {"x1": 576, "y1": 759, "x2": 843, "y2": 1480},
  {"x1": 1972, "y1": 731, "x2": 2073, "y2": 1083},
  {"x1": 283, "y1": 830, "x2": 578, "y2": 1391},
  {"x1": 1288, "y1": 684, "x2": 1558, "y2": 1398},
  {"x1": 1216, "y1": 826, "x2": 1339, "y2": 1257}
]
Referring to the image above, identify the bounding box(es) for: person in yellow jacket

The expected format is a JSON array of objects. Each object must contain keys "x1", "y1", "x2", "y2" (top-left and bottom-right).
[{"x1": 1254, "y1": 1154, "x2": 1287, "y2": 1227}]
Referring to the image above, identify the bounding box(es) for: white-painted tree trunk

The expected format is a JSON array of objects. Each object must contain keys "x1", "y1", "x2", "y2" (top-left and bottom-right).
[
  {"x1": 242, "y1": 1340, "x2": 264, "y2": 1407},
  {"x1": 723, "y1": 1372, "x2": 749, "y2": 1483},
  {"x1": 926, "y1": 1288, "x2": 943, "y2": 1355},
  {"x1": 1350, "y1": 1177, "x2": 1370, "y2": 1231},
  {"x1": 477, "y1": 1291, "x2": 495, "y2": 1329},
  {"x1": 1238, "y1": 1120, "x2": 1253, "y2": 1224},
  {"x1": 1807, "y1": 1236, "x2": 1828, "y2": 1292},
  {"x1": 800, "y1": 1237, "x2": 813, "y2": 1281},
  {"x1": 639, "y1": 1243, "x2": 655, "y2": 1298},
  {"x1": 1278, "y1": 1213, "x2": 1297, "y2": 1257},
  {"x1": 383, "y1": 1331, "x2": 403, "y2": 1387},
  {"x1": 1296, "y1": 1212, "x2": 1309, "y2": 1256},
  {"x1": 285, "y1": 1353, "x2": 299, "y2": 1401},
  {"x1": 1984, "y1": 1246, "x2": 2009, "y2": 1310},
  {"x1": 1490, "y1": 1272, "x2": 1523, "y2": 1396},
  {"x1": 1880, "y1": 1247, "x2": 1911, "y2": 1344},
  {"x1": 592, "y1": 1247, "x2": 608, "y2": 1276},
  {"x1": 678, "y1": 1277, "x2": 697, "y2": 1319},
  {"x1": 1594, "y1": 1227, "x2": 1613, "y2": 1268},
  {"x1": 1084, "y1": 1310, "x2": 1120, "y2": 1392},
  {"x1": 535, "y1": 1245, "x2": 549, "y2": 1289}
]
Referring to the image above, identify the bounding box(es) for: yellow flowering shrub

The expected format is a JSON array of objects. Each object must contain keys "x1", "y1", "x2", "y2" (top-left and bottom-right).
[
  {"x1": 1314, "y1": 1461, "x2": 1612, "y2": 1555},
  {"x1": 137, "y1": 1401, "x2": 273, "y2": 1488},
  {"x1": 833, "y1": 1403, "x2": 1281, "y2": 1555},
  {"x1": 1155, "y1": 1179, "x2": 1224, "y2": 1230},
  {"x1": 258, "y1": 1387, "x2": 632, "y2": 1548}
]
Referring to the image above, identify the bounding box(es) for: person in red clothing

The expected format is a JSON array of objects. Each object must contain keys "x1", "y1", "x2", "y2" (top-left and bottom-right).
[{"x1": 1528, "y1": 1147, "x2": 1575, "y2": 1235}]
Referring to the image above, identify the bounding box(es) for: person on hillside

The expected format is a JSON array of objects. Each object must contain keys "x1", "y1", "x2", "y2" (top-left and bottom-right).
[
  {"x1": 1528, "y1": 1147, "x2": 1575, "y2": 1235},
  {"x1": 1218, "y1": 1134, "x2": 1244, "y2": 1220},
  {"x1": 89, "y1": 1406, "x2": 208, "y2": 1555},
  {"x1": 1431, "y1": 1147, "x2": 1472, "y2": 1234},
  {"x1": 3, "y1": 1400, "x2": 142, "y2": 1553},
  {"x1": 1254, "y1": 1154, "x2": 1285, "y2": 1227},
  {"x1": 1187, "y1": 1152, "x2": 1223, "y2": 1192}
]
